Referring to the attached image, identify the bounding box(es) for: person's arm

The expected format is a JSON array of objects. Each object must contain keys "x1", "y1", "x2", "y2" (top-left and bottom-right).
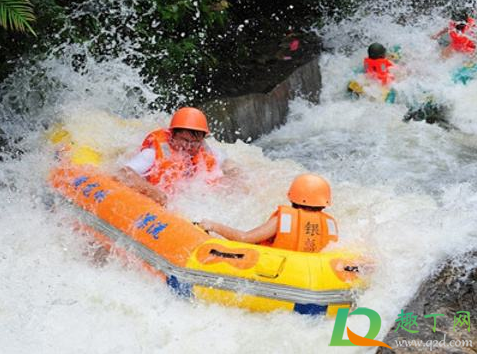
[
  {"x1": 431, "y1": 27, "x2": 448, "y2": 39},
  {"x1": 118, "y1": 167, "x2": 167, "y2": 206},
  {"x1": 387, "y1": 60, "x2": 408, "y2": 80},
  {"x1": 118, "y1": 147, "x2": 167, "y2": 206},
  {"x1": 199, "y1": 216, "x2": 278, "y2": 244}
]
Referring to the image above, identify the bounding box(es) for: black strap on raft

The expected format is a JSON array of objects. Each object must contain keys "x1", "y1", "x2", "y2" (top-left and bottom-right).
[{"x1": 209, "y1": 249, "x2": 245, "y2": 259}]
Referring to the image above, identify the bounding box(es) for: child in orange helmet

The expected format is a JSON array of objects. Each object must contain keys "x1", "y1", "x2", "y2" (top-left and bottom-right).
[{"x1": 199, "y1": 174, "x2": 339, "y2": 253}]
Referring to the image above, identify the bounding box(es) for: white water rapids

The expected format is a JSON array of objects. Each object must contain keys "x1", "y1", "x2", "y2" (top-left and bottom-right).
[{"x1": 1, "y1": 8, "x2": 477, "y2": 354}]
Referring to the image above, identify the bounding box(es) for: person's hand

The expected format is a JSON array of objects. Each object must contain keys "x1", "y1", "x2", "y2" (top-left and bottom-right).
[
  {"x1": 143, "y1": 187, "x2": 167, "y2": 206},
  {"x1": 216, "y1": 159, "x2": 250, "y2": 193},
  {"x1": 152, "y1": 191, "x2": 167, "y2": 206},
  {"x1": 224, "y1": 166, "x2": 240, "y2": 177},
  {"x1": 222, "y1": 159, "x2": 240, "y2": 177},
  {"x1": 199, "y1": 219, "x2": 215, "y2": 233}
]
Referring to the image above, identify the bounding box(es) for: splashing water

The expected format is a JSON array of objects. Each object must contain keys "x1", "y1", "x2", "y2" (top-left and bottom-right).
[{"x1": 1, "y1": 4, "x2": 477, "y2": 354}]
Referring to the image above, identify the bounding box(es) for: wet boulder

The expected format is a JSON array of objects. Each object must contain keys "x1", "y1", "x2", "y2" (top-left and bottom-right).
[
  {"x1": 377, "y1": 251, "x2": 477, "y2": 354},
  {"x1": 201, "y1": 34, "x2": 322, "y2": 143}
]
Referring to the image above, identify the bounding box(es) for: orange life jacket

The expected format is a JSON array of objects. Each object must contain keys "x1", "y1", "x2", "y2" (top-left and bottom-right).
[
  {"x1": 261, "y1": 205, "x2": 338, "y2": 252},
  {"x1": 141, "y1": 129, "x2": 218, "y2": 188},
  {"x1": 363, "y1": 57, "x2": 395, "y2": 85},
  {"x1": 449, "y1": 18, "x2": 476, "y2": 53}
]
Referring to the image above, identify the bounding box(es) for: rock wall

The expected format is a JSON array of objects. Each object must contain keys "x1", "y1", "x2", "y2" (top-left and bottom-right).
[
  {"x1": 377, "y1": 252, "x2": 477, "y2": 354},
  {"x1": 0, "y1": 128, "x2": 8, "y2": 161},
  {"x1": 202, "y1": 55, "x2": 321, "y2": 143}
]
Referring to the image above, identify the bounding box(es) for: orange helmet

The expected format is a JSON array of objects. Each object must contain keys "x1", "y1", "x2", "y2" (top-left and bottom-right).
[
  {"x1": 287, "y1": 174, "x2": 331, "y2": 207},
  {"x1": 169, "y1": 107, "x2": 209, "y2": 134}
]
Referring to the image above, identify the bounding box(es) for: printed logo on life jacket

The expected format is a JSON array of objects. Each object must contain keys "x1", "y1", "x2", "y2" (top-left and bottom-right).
[{"x1": 134, "y1": 212, "x2": 168, "y2": 239}]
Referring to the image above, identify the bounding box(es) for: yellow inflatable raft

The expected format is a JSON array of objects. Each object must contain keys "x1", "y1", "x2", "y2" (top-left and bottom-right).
[{"x1": 47, "y1": 123, "x2": 371, "y2": 316}]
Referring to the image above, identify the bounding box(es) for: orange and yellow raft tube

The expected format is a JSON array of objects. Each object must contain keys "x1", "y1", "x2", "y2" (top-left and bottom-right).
[
  {"x1": 47, "y1": 122, "x2": 370, "y2": 316},
  {"x1": 49, "y1": 164, "x2": 371, "y2": 316}
]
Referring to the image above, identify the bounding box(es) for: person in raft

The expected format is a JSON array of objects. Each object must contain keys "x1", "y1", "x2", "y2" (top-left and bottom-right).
[
  {"x1": 121, "y1": 107, "x2": 233, "y2": 206},
  {"x1": 431, "y1": 10, "x2": 476, "y2": 57},
  {"x1": 199, "y1": 174, "x2": 339, "y2": 253},
  {"x1": 364, "y1": 42, "x2": 396, "y2": 86}
]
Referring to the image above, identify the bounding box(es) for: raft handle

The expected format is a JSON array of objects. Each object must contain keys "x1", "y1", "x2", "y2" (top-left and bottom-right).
[{"x1": 209, "y1": 249, "x2": 245, "y2": 259}]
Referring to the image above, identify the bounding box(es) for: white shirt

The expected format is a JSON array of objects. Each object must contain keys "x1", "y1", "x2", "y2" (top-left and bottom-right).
[
  {"x1": 125, "y1": 145, "x2": 226, "y2": 176},
  {"x1": 125, "y1": 148, "x2": 156, "y2": 175}
]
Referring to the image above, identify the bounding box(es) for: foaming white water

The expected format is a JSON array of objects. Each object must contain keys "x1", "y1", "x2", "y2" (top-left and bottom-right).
[
  {"x1": 2, "y1": 10, "x2": 477, "y2": 354},
  {"x1": 320, "y1": 10, "x2": 477, "y2": 134},
  {"x1": 258, "y1": 97, "x2": 477, "y2": 341},
  {"x1": 0, "y1": 128, "x2": 348, "y2": 354},
  {"x1": 255, "y1": 12, "x2": 477, "y2": 349}
]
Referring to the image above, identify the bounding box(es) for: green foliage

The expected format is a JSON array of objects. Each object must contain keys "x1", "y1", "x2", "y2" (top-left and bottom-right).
[
  {"x1": 53, "y1": 0, "x2": 232, "y2": 109},
  {"x1": 1, "y1": 0, "x2": 360, "y2": 109},
  {"x1": 155, "y1": 0, "x2": 228, "y2": 29},
  {"x1": 0, "y1": 0, "x2": 36, "y2": 35}
]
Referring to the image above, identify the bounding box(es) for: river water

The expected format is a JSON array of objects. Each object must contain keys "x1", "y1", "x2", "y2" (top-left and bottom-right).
[{"x1": 1, "y1": 6, "x2": 476, "y2": 354}]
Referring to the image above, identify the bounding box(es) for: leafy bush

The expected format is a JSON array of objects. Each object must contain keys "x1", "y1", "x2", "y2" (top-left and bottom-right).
[
  {"x1": 1, "y1": 0, "x2": 360, "y2": 110},
  {"x1": 0, "y1": 0, "x2": 36, "y2": 34}
]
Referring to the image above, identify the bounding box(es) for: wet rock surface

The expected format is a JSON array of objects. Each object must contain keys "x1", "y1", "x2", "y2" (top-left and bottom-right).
[
  {"x1": 377, "y1": 251, "x2": 477, "y2": 354},
  {"x1": 202, "y1": 33, "x2": 322, "y2": 143},
  {"x1": 0, "y1": 127, "x2": 8, "y2": 161}
]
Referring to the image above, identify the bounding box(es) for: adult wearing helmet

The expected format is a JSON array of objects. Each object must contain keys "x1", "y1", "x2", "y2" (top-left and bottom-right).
[
  {"x1": 121, "y1": 107, "x2": 224, "y2": 206},
  {"x1": 431, "y1": 10, "x2": 476, "y2": 57},
  {"x1": 364, "y1": 42, "x2": 395, "y2": 85},
  {"x1": 199, "y1": 174, "x2": 339, "y2": 252}
]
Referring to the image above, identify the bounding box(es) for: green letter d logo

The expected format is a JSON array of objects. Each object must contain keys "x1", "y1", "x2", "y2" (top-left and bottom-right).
[{"x1": 329, "y1": 307, "x2": 391, "y2": 348}]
